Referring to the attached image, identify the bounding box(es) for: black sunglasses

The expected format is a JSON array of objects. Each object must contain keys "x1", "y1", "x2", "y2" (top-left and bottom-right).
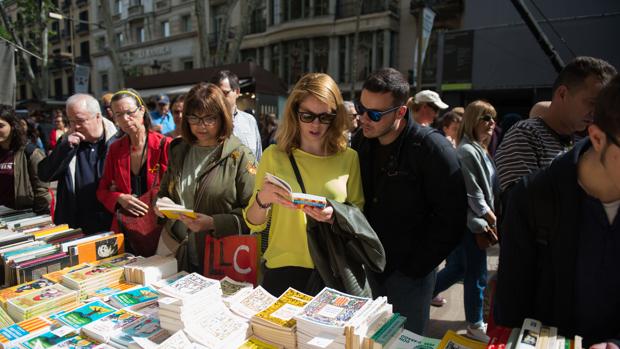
[
  {"x1": 298, "y1": 110, "x2": 336, "y2": 124},
  {"x1": 354, "y1": 101, "x2": 402, "y2": 122},
  {"x1": 478, "y1": 114, "x2": 496, "y2": 122}
]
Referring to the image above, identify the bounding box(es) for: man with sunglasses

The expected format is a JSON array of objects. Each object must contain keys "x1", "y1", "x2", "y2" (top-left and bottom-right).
[
  {"x1": 495, "y1": 75, "x2": 620, "y2": 349},
  {"x1": 211, "y1": 70, "x2": 262, "y2": 161},
  {"x1": 38, "y1": 94, "x2": 118, "y2": 235},
  {"x1": 352, "y1": 68, "x2": 466, "y2": 334}
]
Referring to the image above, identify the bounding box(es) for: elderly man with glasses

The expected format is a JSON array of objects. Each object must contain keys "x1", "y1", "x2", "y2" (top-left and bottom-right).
[
  {"x1": 351, "y1": 68, "x2": 466, "y2": 335},
  {"x1": 38, "y1": 93, "x2": 118, "y2": 235}
]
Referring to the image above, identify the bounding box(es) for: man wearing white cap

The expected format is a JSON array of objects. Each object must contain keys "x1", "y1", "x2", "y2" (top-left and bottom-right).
[{"x1": 411, "y1": 90, "x2": 449, "y2": 126}]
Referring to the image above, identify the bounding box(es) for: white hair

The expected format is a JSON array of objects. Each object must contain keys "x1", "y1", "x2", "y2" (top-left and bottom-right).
[{"x1": 66, "y1": 94, "x2": 101, "y2": 118}]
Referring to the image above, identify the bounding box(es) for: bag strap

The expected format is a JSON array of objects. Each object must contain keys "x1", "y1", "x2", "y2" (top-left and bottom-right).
[{"x1": 289, "y1": 153, "x2": 306, "y2": 193}]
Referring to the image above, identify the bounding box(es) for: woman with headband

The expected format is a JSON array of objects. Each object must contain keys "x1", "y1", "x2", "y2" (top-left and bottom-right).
[{"x1": 96, "y1": 89, "x2": 172, "y2": 256}]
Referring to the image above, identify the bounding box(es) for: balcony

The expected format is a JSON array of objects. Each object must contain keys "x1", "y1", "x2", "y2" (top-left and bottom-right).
[
  {"x1": 128, "y1": 4, "x2": 144, "y2": 17},
  {"x1": 155, "y1": 0, "x2": 171, "y2": 12},
  {"x1": 336, "y1": 0, "x2": 399, "y2": 19}
]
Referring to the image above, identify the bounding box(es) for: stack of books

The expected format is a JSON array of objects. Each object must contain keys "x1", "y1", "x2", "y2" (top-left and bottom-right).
[
  {"x1": 157, "y1": 272, "x2": 222, "y2": 333},
  {"x1": 251, "y1": 288, "x2": 314, "y2": 349},
  {"x1": 55, "y1": 300, "x2": 118, "y2": 330},
  {"x1": 0, "y1": 278, "x2": 55, "y2": 310},
  {"x1": 228, "y1": 286, "x2": 276, "y2": 320},
  {"x1": 108, "y1": 286, "x2": 159, "y2": 310},
  {"x1": 81, "y1": 308, "x2": 144, "y2": 345},
  {"x1": 6, "y1": 284, "x2": 78, "y2": 321},
  {"x1": 182, "y1": 300, "x2": 251, "y2": 348},
  {"x1": 60, "y1": 263, "x2": 125, "y2": 300},
  {"x1": 0, "y1": 316, "x2": 52, "y2": 349},
  {"x1": 220, "y1": 276, "x2": 253, "y2": 305},
  {"x1": 123, "y1": 255, "x2": 177, "y2": 285},
  {"x1": 115, "y1": 316, "x2": 170, "y2": 349}
]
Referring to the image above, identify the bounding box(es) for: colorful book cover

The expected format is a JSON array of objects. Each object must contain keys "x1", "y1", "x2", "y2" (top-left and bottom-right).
[
  {"x1": 7, "y1": 284, "x2": 75, "y2": 311},
  {"x1": 220, "y1": 277, "x2": 252, "y2": 298},
  {"x1": 437, "y1": 330, "x2": 487, "y2": 349},
  {"x1": 61, "y1": 264, "x2": 123, "y2": 285},
  {"x1": 297, "y1": 287, "x2": 370, "y2": 328},
  {"x1": 56, "y1": 300, "x2": 117, "y2": 329},
  {"x1": 21, "y1": 331, "x2": 77, "y2": 349},
  {"x1": 42, "y1": 263, "x2": 91, "y2": 283},
  {"x1": 92, "y1": 253, "x2": 138, "y2": 267},
  {"x1": 254, "y1": 288, "x2": 313, "y2": 328},
  {"x1": 113, "y1": 317, "x2": 166, "y2": 346},
  {"x1": 17, "y1": 254, "x2": 71, "y2": 284},
  {"x1": 83, "y1": 308, "x2": 143, "y2": 334},
  {"x1": 72, "y1": 234, "x2": 125, "y2": 265},
  {"x1": 88, "y1": 281, "x2": 137, "y2": 298},
  {"x1": 0, "y1": 279, "x2": 55, "y2": 309},
  {"x1": 160, "y1": 272, "x2": 219, "y2": 299},
  {"x1": 109, "y1": 286, "x2": 158, "y2": 307},
  {"x1": 0, "y1": 317, "x2": 51, "y2": 346},
  {"x1": 52, "y1": 335, "x2": 101, "y2": 349}
]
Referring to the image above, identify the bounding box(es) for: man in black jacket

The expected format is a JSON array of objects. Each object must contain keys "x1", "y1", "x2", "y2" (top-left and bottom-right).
[
  {"x1": 495, "y1": 75, "x2": 620, "y2": 349},
  {"x1": 38, "y1": 94, "x2": 118, "y2": 235},
  {"x1": 352, "y1": 68, "x2": 466, "y2": 334}
]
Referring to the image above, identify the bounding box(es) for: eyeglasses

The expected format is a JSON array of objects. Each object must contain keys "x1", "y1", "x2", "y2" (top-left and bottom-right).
[
  {"x1": 478, "y1": 114, "x2": 496, "y2": 122},
  {"x1": 354, "y1": 101, "x2": 402, "y2": 122},
  {"x1": 186, "y1": 115, "x2": 218, "y2": 126},
  {"x1": 68, "y1": 116, "x2": 94, "y2": 126},
  {"x1": 298, "y1": 110, "x2": 336, "y2": 124},
  {"x1": 605, "y1": 131, "x2": 620, "y2": 148},
  {"x1": 114, "y1": 106, "x2": 141, "y2": 119}
]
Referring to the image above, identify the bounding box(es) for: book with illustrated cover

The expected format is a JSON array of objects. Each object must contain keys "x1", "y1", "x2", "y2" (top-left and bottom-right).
[
  {"x1": 87, "y1": 281, "x2": 137, "y2": 298},
  {"x1": 82, "y1": 308, "x2": 144, "y2": 343},
  {"x1": 42, "y1": 263, "x2": 92, "y2": 283},
  {"x1": 229, "y1": 286, "x2": 276, "y2": 320},
  {"x1": 264, "y1": 173, "x2": 327, "y2": 208},
  {"x1": 61, "y1": 264, "x2": 124, "y2": 288},
  {"x1": 21, "y1": 330, "x2": 77, "y2": 349},
  {"x1": 0, "y1": 316, "x2": 51, "y2": 349},
  {"x1": 156, "y1": 197, "x2": 197, "y2": 219},
  {"x1": 387, "y1": 329, "x2": 440, "y2": 349},
  {"x1": 56, "y1": 300, "x2": 117, "y2": 329},
  {"x1": 0, "y1": 278, "x2": 55, "y2": 310},
  {"x1": 109, "y1": 286, "x2": 158, "y2": 308},
  {"x1": 516, "y1": 318, "x2": 542, "y2": 349},
  {"x1": 253, "y1": 288, "x2": 313, "y2": 329},
  {"x1": 436, "y1": 331, "x2": 487, "y2": 349},
  {"x1": 69, "y1": 234, "x2": 125, "y2": 265},
  {"x1": 158, "y1": 272, "x2": 220, "y2": 302},
  {"x1": 91, "y1": 253, "x2": 139, "y2": 268},
  {"x1": 183, "y1": 302, "x2": 250, "y2": 349},
  {"x1": 52, "y1": 335, "x2": 102, "y2": 349},
  {"x1": 7, "y1": 284, "x2": 78, "y2": 321},
  {"x1": 112, "y1": 316, "x2": 169, "y2": 348},
  {"x1": 296, "y1": 287, "x2": 371, "y2": 329},
  {"x1": 220, "y1": 277, "x2": 253, "y2": 299}
]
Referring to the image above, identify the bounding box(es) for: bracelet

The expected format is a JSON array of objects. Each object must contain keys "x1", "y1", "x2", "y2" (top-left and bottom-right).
[{"x1": 255, "y1": 191, "x2": 272, "y2": 209}]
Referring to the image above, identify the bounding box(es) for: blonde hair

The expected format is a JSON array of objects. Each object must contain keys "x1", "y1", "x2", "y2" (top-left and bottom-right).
[
  {"x1": 276, "y1": 73, "x2": 348, "y2": 155},
  {"x1": 457, "y1": 100, "x2": 497, "y2": 146}
]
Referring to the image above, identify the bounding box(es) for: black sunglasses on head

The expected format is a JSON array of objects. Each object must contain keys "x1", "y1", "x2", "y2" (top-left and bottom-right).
[
  {"x1": 298, "y1": 110, "x2": 336, "y2": 124},
  {"x1": 354, "y1": 101, "x2": 402, "y2": 122}
]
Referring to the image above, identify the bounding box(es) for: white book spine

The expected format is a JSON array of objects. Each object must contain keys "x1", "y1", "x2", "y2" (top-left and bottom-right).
[{"x1": 516, "y1": 318, "x2": 543, "y2": 349}]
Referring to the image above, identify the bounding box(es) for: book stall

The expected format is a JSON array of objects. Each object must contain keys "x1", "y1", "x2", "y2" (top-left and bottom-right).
[{"x1": 0, "y1": 207, "x2": 584, "y2": 349}]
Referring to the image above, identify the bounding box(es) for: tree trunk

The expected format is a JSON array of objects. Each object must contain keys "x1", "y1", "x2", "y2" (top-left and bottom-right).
[
  {"x1": 227, "y1": 0, "x2": 256, "y2": 64},
  {"x1": 214, "y1": 0, "x2": 238, "y2": 66},
  {"x1": 0, "y1": 1, "x2": 41, "y2": 98},
  {"x1": 100, "y1": 0, "x2": 125, "y2": 89},
  {"x1": 39, "y1": 0, "x2": 49, "y2": 100},
  {"x1": 349, "y1": 0, "x2": 362, "y2": 100},
  {"x1": 195, "y1": 0, "x2": 211, "y2": 68}
]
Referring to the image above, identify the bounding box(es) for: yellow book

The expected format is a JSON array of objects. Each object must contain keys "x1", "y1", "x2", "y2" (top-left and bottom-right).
[
  {"x1": 437, "y1": 330, "x2": 487, "y2": 349},
  {"x1": 238, "y1": 336, "x2": 284, "y2": 349},
  {"x1": 0, "y1": 279, "x2": 55, "y2": 310},
  {"x1": 31, "y1": 224, "x2": 70, "y2": 238},
  {"x1": 42, "y1": 263, "x2": 91, "y2": 283},
  {"x1": 253, "y1": 287, "x2": 313, "y2": 328}
]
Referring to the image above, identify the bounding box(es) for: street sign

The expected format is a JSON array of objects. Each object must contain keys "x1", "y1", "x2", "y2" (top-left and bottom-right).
[{"x1": 74, "y1": 64, "x2": 90, "y2": 93}]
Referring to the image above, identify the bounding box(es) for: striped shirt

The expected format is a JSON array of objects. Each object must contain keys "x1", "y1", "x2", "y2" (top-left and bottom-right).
[{"x1": 495, "y1": 117, "x2": 573, "y2": 192}]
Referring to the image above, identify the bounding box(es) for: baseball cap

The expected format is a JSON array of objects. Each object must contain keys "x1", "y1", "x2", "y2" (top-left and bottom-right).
[
  {"x1": 156, "y1": 94, "x2": 170, "y2": 105},
  {"x1": 414, "y1": 90, "x2": 449, "y2": 109}
]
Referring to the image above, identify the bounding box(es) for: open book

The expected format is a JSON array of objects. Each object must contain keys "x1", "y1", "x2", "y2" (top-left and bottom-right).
[
  {"x1": 156, "y1": 197, "x2": 197, "y2": 219},
  {"x1": 265, "y1": 173, "x2": 327, "y2": 209}
]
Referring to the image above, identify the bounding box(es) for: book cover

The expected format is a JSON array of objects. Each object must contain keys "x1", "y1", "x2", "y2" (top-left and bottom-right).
[
  {"x1": 82, "y1": 308, "x2": 144, "y2": 339},
  {"x1": 388, "y1": 329, "x2": 440, "y2": 349},
  {"x1": 0, "y1": 279, "x2": 55, "y2": 309},
  {"x1": 109, "y1": 286, "x2": 158, "y2": 308},
  {"x1": 230, "y1": 286, "x2": 277, "y2": 319},
  {"x1": 92, "y1": 253, "x2": 139, "y2": 267},
  {"x1": 56, "y1": 300, "x2": 117, "y2": 329},
  {"x1": 516, "y1": 318, "x2": 543, "y2": 349},
  {"x1": 70, "y1": 234, "x2": 125, "y2": 265},
  {"x1": 21, "y1": 331, "x2": 76, "y2": 349},
  {"x1": 253, "y1": 288, "x2": 313, "y2": 329},
  {"x1": 113, "y1": 316, "x2": 167, "y2": 346},
  {"x1": 156, "y1": 197, "x2": 197, "y2": 220},
  {"x1": 7, "y1": 284, "x2": 76, "y2": 313},
  {"x1": 297, "y1": 287, "x2": 371, "y2": 328},
  {"x1": 88, "y1": 281, "x2": 137, "y2": 298},
  {"x1": 16, "y1": 254, "x2": 71, "y2": 284},
  {"x1": 437, "y1": 331, "x2": 487, "y2": 349},
  {"x1": 52, "y1": 335, "x2": 101, "y2": 349},
  {"x1": 220, "y1": 277, "x2": 253, "y2": 298},
  {"x1": 159, "y1": 272, "x2": 220, "y2": 300},
  {"x1": 238, "y1": 336, "x2": 284, "y2": 349},
  {"x1": 184, "y1": 303, "x2": 249, "y2": 349},
  {"x1": 61, "y1": 264, "x2": 123, "y2": 285},
  {"x1": 42, "y1": 263, "x2": 92, "y2": 283},
  {"x1": 0, "y1": 317, "x2": 51, "y2": 347}
]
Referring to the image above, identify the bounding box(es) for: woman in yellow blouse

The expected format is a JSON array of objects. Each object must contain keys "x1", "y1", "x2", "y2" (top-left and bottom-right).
[{"x1": 244, "y1": 73, "x2": 364, "y2": 296}]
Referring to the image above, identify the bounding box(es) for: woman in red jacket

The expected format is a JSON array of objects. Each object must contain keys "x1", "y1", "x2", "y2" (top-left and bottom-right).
[{"x1": 96, "y1": 89, "x2": 171, "y2": 255}]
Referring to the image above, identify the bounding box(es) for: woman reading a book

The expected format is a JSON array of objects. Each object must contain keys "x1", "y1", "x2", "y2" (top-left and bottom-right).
[
  {"x1": 244, "y1": 73, "x2": 364, "y2": 296},
  {"x1": 155, "y1": 82, "x2": 257, "y2": 273},
  {"x1": 0, "y1": 107, "x2": 51, "y2": 214},
  {"x1": 96, "y1": 89, "x2": 172, "y2": 256}
]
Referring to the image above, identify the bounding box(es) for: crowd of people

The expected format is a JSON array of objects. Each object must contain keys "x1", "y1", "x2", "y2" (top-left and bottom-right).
[{"x1": 0, "y1": 58, "x2": 618, "y2": 348}]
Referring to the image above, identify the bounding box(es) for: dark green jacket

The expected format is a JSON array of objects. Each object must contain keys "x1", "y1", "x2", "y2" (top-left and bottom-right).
[
  {"x1": 306, "y1": 200, "x2": 386, "y2": 297},
  {"x1": 14, "y1": 145, "x2": 51, "y2": 214},
  {"x1": 158, "y1": 136, "x2": 256, "y2": 272}
]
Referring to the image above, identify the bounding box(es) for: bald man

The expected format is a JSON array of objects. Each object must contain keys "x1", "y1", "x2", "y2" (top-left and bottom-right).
[{"x1": 529, "y1": 101, "x2": 551, "y2": 118}]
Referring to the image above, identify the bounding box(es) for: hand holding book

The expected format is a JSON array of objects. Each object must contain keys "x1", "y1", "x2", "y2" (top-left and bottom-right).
[{"x1": 262, "y1": 173, "x2": 328, "y2": 210}]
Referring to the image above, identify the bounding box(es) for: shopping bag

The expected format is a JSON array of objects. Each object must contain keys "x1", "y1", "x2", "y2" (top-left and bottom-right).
[{"x1": 203, "y1": 234, "x2": 260, "y2": 285}]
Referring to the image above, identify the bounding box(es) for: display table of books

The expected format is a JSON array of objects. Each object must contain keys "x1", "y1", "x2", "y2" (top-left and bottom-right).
[{"x1": 0, "y1": 206, "x2": 581, "y2": 349}]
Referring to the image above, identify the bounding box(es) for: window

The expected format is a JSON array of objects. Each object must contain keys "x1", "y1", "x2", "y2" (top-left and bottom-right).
[
  {"x1": 183, "y1": 59, "x2": 193, "y2": 70},
  {"x1": 100, "y1": 72, "x2": 109, "y2": 91},
  {"x1": 136, "y1": 27, "x2": 145, "y2": 43},
  {"x1": 67, "y1": 75, "x2": 74, "y2": 95},
  {"x1": 116, "y1": 32, "x2": 124, "y2": 46},
  {"x1": 161, "y1": 21, "x2": 170, "y2": 38},
  {"x1": 270, "y1": 44, "x2": 280, "y2": 75},
  {"x1": 54, "y1": 78, "x2": 63, "y2": 100},
  {"x1": 114, "y1": 0, "x2": 121, "y2": 14},
  {"x1": 313, "y1": 37, "x2": 329, "y2": 73},
  {"x1": 130, "y1": 0, "x2": 142, "y2": 6},
  {"x1": 79, "y1": 41, "x2": 90, "y2": 62},
  {"x1": 181, "y1": 15, "x2": 192, "y2": 33},
  {"x1": 339, "y1": 36, "x2": 347, "y2": 82},
  {"x1": 314, "y1": 0, "x2": 329, "y2": 16},
  {"x1": 96, "y1": 36, "x2": 105, "y2": 51}
]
